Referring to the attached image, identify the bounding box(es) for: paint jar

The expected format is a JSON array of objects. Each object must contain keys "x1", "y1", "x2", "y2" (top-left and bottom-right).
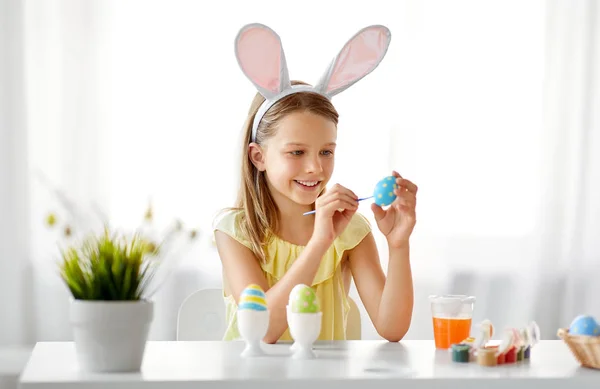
[
  {"x1": 486, "y1": 345, "x2": 505, "y2": 364},
  {"x1": 451, "y1": 343, "x2": 470, "y2": 363},
  {"x1": 477, "y1": 348, "x2": 497, "y2": 367},
  {"x1": 504, "y1": 346, "x2": 517, "y2": 363}
]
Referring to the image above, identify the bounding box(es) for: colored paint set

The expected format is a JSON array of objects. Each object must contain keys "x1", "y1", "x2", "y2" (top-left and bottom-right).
[{"x1": 450, "y1": 320, "x2": 540, "y2": 367}]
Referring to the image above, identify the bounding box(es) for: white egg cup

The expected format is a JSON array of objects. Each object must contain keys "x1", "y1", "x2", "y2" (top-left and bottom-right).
[
  {"x1": 286, "y1": 305, "x2": 298, "y2": 352},
  {"x1": 287, "y1": 306, "x2": 322, "y2": 359},
  {"x1": 237, "y1": 309, "x2": 269, "y2": 358}
]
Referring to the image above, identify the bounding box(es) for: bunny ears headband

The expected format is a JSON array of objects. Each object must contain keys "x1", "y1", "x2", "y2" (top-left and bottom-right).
[{"x1": 234, "y1": 23, "x2": 392, "y2": 142}]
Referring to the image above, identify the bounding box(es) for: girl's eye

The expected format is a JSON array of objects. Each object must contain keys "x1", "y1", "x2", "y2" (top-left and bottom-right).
[
  {"x1": 321, "y1": 150, "x2": 334, "y2": 156},
  {"x1": 290, "y1": 150, "x2": 304, "y2": 156}
]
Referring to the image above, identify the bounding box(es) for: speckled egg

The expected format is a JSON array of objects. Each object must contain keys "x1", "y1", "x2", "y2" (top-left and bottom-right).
[
  {"x1": 289, "y1": 284, "x2": 320, "y2": 314},
  {"x1": 373, "y1": 176, "x2": 398, "y2": 206},
  {"x1": 569, "y1": 315, "x2": 599, "y2": 336},
  {"x1": 238, "y1": 284, "x2": 267, "y2": 311}
]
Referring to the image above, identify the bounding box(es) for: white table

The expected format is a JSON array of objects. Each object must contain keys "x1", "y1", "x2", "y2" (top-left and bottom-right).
[{"x1": 19, "y1": 340, "x2": 600, "y2": 389}]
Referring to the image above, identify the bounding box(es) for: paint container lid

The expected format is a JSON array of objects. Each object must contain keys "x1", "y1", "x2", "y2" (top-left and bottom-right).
[
  {"x1": 451, "y1": 343, "x2": 471, "y2": 352},
  {"x1": 495, "y1": 329, "x2": 515, "y2": 356},
  {"x1": 528, "y1": 321, "x2": 541, "y2": 346}
]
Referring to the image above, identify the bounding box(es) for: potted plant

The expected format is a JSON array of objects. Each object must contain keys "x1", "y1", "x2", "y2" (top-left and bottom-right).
[
  {"x1": 59, "y1": 228, "x2": 159, "y2": 372},
  {"x1": 39, "y1": 172, "x2": 200, "y2": 372}
]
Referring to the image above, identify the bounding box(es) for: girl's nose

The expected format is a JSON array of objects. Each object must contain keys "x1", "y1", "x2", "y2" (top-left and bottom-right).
[{"x1": 305, "y1": 157, "x2": 323, "y2": 174}]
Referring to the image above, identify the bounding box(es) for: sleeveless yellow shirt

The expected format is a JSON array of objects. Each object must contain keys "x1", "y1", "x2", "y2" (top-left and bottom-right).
[{"x1": 213, "y1": 210, "x2": 371, "y2": 341}]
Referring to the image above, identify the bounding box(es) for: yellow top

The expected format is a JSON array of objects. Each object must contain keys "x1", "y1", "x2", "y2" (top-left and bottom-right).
[{"x1": 213, "y1": 210, "x2": 371, "y2": 341}]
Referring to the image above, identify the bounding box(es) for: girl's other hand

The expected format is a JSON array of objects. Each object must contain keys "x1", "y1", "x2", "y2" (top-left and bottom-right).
[{"x1": 371, "y1": 171, "x2": 417, "y2": 249}]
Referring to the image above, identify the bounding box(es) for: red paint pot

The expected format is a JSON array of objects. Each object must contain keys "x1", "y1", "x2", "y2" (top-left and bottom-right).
[
  {"x1": 497, "y1": 352, "x2": 506, "y2": 365},
  {"x1": 504, "y1": 346, "x2": 517, "y2": 363}
]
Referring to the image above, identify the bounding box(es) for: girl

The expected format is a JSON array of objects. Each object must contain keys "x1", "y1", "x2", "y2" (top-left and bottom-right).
[{"x1": 214, "y1": 23, "x2": 417, "y2": 343}]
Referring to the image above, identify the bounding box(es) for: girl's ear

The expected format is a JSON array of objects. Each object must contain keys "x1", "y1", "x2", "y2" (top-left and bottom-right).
[{"x1": 248, "y1": 143, "x2": 266, "y2": 171}]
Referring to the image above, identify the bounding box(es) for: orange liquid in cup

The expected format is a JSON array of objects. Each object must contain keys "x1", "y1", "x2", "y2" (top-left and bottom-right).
[{"x1": 432, "y1": 317, "x2": 472, "y2": 349}]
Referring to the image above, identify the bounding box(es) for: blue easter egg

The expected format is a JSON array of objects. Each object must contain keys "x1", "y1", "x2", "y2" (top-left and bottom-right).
[
  {"x1": 569, "y1": 315, "x2": 599, "y2": 336},
  {"x1": 373, "y1": 176, "x2": 398, "y2": 206}
]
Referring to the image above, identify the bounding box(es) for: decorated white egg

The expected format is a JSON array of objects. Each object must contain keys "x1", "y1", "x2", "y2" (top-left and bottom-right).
[{"x1": 289, "y1": 284, "x2": 320, "y2": 314}]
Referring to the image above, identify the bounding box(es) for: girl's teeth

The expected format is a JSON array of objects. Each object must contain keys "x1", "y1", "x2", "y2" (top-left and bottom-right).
[{"x1": 297, "y1": 180, "x2": 318, "y2": 187}]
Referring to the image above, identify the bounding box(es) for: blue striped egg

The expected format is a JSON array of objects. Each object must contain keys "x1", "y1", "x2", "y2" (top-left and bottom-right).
[{"x1": 238, "y1": 284, "x2": 267, "y2": 311}]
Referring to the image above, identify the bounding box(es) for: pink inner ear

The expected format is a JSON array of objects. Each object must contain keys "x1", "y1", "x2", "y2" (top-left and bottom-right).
[
  {"x1": 237, "y1": 27, "x2": 282, "y2": 94},
  {"x1": 326, "y1": 27, "x2": 389, "y2": 93}
]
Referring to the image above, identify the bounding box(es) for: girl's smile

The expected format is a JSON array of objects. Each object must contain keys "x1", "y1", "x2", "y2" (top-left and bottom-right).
[{"x1": 294, "y1": 180, "x2": 322, "y2": 191}]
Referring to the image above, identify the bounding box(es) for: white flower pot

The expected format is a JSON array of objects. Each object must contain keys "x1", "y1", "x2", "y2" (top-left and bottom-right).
[{"x1": 69, "y1": 299, "x2": 154, "y2": 372}]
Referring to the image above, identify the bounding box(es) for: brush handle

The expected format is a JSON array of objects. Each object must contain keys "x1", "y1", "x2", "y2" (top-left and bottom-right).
[{"x1": 302, "y1": 196, "x2": 373, "y2": 216}]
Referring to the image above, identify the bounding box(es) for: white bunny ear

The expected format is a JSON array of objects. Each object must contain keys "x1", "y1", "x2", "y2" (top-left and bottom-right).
[
  {"x1": 315, "y1": 25, "x2": 391, "y2": 98},
  {"x1": 235, "y1": 23, "x2": 291, "y2": 99}
]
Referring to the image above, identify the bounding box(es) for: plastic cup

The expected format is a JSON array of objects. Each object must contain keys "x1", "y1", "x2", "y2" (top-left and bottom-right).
[{"x1": 429, "y1": 295, "x2": 475, "y2": 349}]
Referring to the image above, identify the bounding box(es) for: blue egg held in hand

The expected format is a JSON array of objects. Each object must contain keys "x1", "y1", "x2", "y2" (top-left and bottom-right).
[
  {"x1": 373, "y1": 176, "x2": 398, "y2": 206},
  {"x1": 569, "y1": 314, "x2": 599, "y2": 336}
]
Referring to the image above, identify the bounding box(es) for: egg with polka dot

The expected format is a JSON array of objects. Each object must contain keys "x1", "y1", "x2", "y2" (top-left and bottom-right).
[
  {"x1": 569, "y1": 314, "x2": 600, "y2": 336},
  {"x1": 373, "y1": 176, "x2": 398, "y2": 206},
  {"x1": 289, "y1": 284, "x2": 320, "y2": 314}
]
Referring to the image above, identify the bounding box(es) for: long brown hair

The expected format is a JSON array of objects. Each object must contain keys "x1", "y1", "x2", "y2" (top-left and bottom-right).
[{"x1": 230, "y1": 81, "x2": 339, "y2": 262}]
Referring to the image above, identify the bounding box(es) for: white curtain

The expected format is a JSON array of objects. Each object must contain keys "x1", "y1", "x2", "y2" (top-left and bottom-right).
[
  {"x1": 0, "y1": 0, "x2": 31, "y2": 346},
  {"x1": 1, "y1": 0, "x2": 598, "y2": 346},
  {"x1": 531, "y1": 0, "x2": 600, "y2": 336}
]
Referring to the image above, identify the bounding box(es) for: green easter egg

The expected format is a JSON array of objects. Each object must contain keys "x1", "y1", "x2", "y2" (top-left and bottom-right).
[{"x1": 290, "y1": 284, "x2": 320, "y2": 313}]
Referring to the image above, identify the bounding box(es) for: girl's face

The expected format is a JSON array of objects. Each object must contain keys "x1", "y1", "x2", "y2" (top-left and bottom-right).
[{"x1": 252, "y1": 111, "x2": 337, "y2": 208}]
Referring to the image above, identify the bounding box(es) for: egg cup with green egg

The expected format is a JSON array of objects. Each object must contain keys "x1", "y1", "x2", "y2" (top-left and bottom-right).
[{"x1": 287, "y1": 284, "x2": 322, "y2": 359}]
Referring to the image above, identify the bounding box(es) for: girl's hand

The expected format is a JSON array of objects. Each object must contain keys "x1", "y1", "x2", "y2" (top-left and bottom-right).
[
  {"x1": 311, "y1": 184, "x2": 359, "y2": 247},
  {"x1": 371, "y1": 171, "x2": 417, "y2": 248}
]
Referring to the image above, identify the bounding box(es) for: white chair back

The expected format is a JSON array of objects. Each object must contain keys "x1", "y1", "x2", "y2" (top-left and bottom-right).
[{"x1": 176, "y1": 288, "x2": 227, "y2": 341}]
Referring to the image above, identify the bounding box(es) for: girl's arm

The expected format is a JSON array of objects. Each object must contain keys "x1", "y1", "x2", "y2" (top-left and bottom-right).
[
  {"x1": 215, "y1": 231, "x2": 330, "y2": 344},
  {"x1": 348, "y1": 172, "x2": 417, "y2": 342},
  {"x1": 348, "y1": 233, "x2": 413, "y2": 342}
]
